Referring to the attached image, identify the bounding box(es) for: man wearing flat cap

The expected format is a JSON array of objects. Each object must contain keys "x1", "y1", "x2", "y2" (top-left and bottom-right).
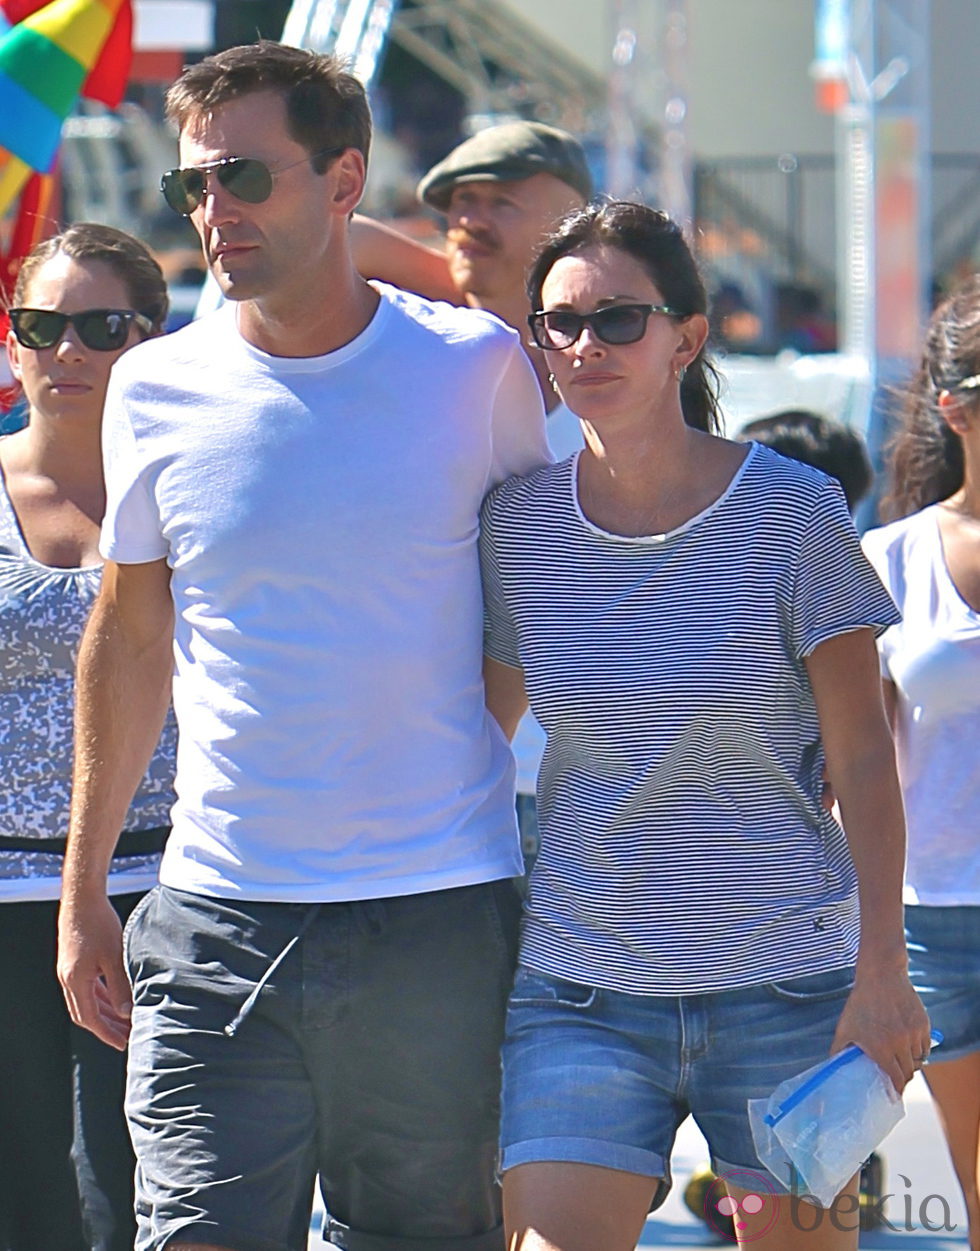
[
  {"x1": 416, "y1": 122, "x2": 591, "y2": 346},
  {"x1": 353, "y1": 120, "x2": 592, "y2": 421}
]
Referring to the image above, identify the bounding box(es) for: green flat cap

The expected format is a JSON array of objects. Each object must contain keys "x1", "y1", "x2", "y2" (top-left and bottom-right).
[{"x1": 418, "y1": 121, "x2": 593, "y2": 211}]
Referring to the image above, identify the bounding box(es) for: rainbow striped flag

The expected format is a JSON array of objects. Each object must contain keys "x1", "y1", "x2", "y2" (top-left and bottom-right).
[{"x1": 0, "y1": 0, "x2": 131, "y2": 215}]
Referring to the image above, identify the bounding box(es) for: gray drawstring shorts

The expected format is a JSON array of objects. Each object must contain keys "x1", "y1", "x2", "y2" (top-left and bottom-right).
[{"x1": 123, "y1": 880, "x2": 521, "y2": 1251}]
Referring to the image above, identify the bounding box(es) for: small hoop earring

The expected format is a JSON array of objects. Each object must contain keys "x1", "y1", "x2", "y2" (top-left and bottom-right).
[{"x1": 675, "y1": 364, "x2": 687, "y2": 383}]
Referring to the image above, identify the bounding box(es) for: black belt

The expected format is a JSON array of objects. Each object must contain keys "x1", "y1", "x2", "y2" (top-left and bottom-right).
[{"x1": 0, "y1": 826, "x2": 170, "y2": 857}]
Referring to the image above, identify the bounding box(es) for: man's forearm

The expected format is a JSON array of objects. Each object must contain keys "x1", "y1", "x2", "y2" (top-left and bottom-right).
[{"x1": 59, "y1": 560, "x2": 174, "y2": 1046}]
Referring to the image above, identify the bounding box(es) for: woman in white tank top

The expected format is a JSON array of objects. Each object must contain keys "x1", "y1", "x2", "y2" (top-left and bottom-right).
[{"x1": 863, "y1": 277, "x2": 980, "y2": 1251}]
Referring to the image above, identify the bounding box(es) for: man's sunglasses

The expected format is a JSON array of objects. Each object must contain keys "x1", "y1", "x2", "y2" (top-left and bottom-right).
[
  {"x1": 528, "y1": 303, "x2": 685, "y2": 351},
  {"x1": 8, "y1": 308, "x2": 154, "y2": 352},
  {"x1": 160, "y1": 148, "x2": 346, "y2": 216}
]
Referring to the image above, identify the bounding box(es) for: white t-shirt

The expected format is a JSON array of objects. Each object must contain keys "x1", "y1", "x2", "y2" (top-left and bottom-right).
[
  {"x1": 545, "y1": 401, "x2": 584, "y2": 461},
  {"x1": 862, "y1": 506, "x2": 980, "y2": 905},
  {"x1": 481, "y1": 444, "x2": 899, "y2": 993},
  {"x1": 101, "y1": 283, "x2": 549, "y2": 902}
]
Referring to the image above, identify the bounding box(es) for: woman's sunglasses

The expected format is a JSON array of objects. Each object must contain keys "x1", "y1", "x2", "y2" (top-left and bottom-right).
[
  {"x1": 528, "y1": 303, "x2": 685, "y2": 351},
  {"x1": 8, "y1": 308, "x2": 154, "y2": 352},
  {"x1": 160, "y1": 148, "x2": 345, "y2": 216}
]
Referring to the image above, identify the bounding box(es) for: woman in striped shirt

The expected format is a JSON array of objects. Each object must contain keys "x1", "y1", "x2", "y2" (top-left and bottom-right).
[{"x1": 479, "y1": 201, "x2": 928, "y2": 1250}]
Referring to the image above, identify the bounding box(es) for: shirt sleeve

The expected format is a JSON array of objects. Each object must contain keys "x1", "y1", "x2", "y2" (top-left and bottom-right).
[
  {"x1": 791, "y1": 479, "x2": 901, "y2": 659},
  {"x1": 99, "y1": 372, "x2": 169, "y2": 564},
  {"x1": 486, "y1": 337, "x2": 551, "y2": 490},
  {"x1": 860, "y1": 526, "x2": 899, "y2": 680},
  {"x1": 479, "y1": 485, "x2": 522, "y2": 668}
]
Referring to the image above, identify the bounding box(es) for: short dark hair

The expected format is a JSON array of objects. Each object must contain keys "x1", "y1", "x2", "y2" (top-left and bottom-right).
[
  {"x1": 739, "y1": 410, "x2": 872, "y2": 512},
  {"x1": 881, "y1": 275, "x2": 980, "y2": 519},
  {"x1": 166, "y1": 40, "x2": 372, "y2": 172},
  {"x1": 11, "y1": 222, "x2": 168, "y2": 332},
  {"x1": 526, "y1": 200, "x2": 722, "y2": 435}
]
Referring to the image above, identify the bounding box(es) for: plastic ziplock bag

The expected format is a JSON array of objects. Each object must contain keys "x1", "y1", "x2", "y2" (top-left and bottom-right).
[{"x1": 748, "y1": 1045, "x2": 903, "y2": 1208}]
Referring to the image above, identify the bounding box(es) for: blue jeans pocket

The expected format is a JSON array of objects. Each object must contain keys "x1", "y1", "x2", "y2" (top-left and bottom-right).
[
  {"x1": 764, "y1": 966, "x2": 855, "y2": 1003},
  {"x1": 509, "y1": 966, "x2": 597, "y2": 1008}
]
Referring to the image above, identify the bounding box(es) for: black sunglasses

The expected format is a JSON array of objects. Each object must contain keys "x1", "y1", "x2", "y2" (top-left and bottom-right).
[
  {"x1": 8, "y1": 308, "x2": 154, "y2": 352},
  {"x1": 160, "y1": 147, "x2": 346, "y2": 215},
  {"x1": 528, "y1": 303, "x2": 685, "y2": 351}
]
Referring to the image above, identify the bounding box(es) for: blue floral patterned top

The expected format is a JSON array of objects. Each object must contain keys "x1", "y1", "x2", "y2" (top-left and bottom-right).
[{"x1": 0, "y1": 458, "x2": 176, "y2": 899}]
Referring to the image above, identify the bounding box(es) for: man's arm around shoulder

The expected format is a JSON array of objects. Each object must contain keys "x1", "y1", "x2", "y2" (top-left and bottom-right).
[
  {"x1": 488, "y1": 335, "x2": 552, "y2": 486},
  {"x1": 351, "y1": 213, "x2": 460, "y2": 304},
  {"x1": 58, "y1": 558, "x2": 174, "y2": 1050}
]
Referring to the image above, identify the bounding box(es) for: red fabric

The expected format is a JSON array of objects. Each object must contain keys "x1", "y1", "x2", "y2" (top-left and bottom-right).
[
  {"x1": 0, "y1": 0, "x2": 48, "y2": 23},
  {"x1": 82, "y1": 0, "x2": 133, "y2": 108}
]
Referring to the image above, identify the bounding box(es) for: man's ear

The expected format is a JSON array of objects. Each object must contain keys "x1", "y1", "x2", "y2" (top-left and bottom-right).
[{"x1": 330, "y1": 148, "x2": 367, "y2": 218}]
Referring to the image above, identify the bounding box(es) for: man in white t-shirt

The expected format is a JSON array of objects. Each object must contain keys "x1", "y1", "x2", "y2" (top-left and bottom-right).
[{"x1": 57, "y1": 41, "x2": 548, "y2": 1251}]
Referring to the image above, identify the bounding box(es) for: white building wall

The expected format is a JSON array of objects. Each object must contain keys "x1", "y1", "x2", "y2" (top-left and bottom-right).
[
  {"x1": 685, "y1": 0, "x2": 834, "y2": 158},
  {"x1": 930, "y1": 0, "x2": 980, "y2": 155}
]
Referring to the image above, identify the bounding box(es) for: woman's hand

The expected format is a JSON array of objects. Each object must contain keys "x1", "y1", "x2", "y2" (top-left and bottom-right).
[{"x1": 830, "y1": 966, "x2": 931, "y2": 1093}]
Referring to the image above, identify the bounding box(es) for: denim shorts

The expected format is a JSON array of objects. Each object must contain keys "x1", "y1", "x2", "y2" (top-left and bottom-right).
[
  {"x1": 906, "y1": 904, "x2": 980, "y2": 1062},
  {"x1": 124, "y1": 881, "x2": 521, "y2": 1251},
  {"x1": 500, "y1": 963, "x2": 855, "y2": 1203}
]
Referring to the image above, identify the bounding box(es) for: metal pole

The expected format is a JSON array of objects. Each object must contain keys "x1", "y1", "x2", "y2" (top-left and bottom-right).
[
  {"x1": 660, "y1": 0, "x2": 691, "y2": 225},
  {"x1": 836, "y1": 0, "x2": 931, "y2": 516},
  {"x1": 606, "y1": 0, "x2": 640, "y2": 198}
]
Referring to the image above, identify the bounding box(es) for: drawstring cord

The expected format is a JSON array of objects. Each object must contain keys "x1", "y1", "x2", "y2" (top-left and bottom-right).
[{"x1": 224, "y1": 903, "x2": 321, "y2": 1038}]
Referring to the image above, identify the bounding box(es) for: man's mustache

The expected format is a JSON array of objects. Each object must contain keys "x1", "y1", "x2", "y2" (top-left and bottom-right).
[{"x1": 447, "y1": 226, "x2": 498, "y2": 253}]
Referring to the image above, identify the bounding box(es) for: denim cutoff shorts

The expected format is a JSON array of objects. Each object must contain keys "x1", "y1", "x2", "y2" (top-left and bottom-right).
[
  {"x1": 906, "y1": 904, "x2": 980, "y2": 1061},
  {"x1": 500, "y1": 963, "x2": 856, "y2": 1204}
]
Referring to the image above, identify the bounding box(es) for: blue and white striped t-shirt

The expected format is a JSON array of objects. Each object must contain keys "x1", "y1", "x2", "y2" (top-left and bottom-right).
[{"x1": 480, "y1": 442, "x2": 900, "y2": 994}]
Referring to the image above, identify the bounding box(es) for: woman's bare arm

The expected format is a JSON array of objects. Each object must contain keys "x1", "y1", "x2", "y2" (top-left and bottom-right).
[
  {"x1": 484, "y1": 655, "x2": 528, "y2": 741},
  {"x1": 806, "y1": 627, "x2": 930, "y2": 1091}
]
